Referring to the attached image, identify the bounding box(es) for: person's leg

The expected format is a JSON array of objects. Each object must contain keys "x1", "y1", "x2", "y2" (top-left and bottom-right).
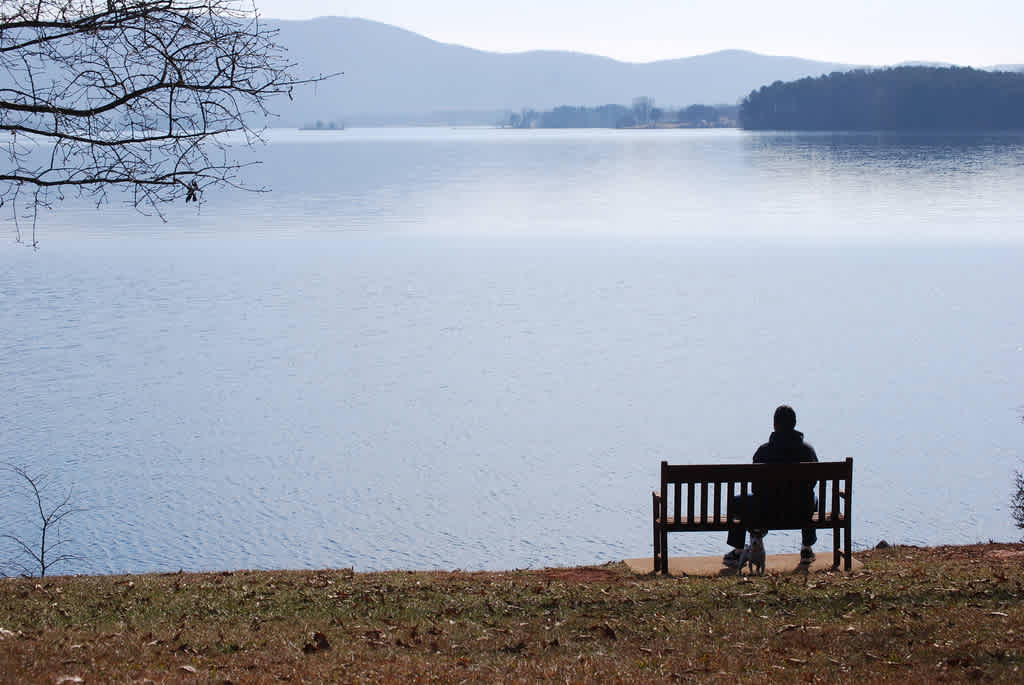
[
  {"x1": 724, "y1": 494, "x2": 748, "y2": 565},
  {"x1": 800, "y1": 494, "x2": 818, "y2": 563},
  {"x1": 800, "y1": 533, "x2": 816, "y2": 564},
  {"x1": 726, "y1": 524, "x2": 747, "y2": 550}
]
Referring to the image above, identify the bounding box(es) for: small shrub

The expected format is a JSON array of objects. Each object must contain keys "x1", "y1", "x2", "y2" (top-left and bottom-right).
[{"x1": 1012, "y1": 470, "x2": 1024, "y2": 538}]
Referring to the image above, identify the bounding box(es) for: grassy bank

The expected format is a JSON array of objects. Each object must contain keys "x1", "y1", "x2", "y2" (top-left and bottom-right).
[{"x1": 2, "y1": 544, "x2": 1023, "y2": 683}]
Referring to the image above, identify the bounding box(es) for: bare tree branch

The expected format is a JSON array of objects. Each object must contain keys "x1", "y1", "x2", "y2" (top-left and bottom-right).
[
  {"x1": 0, "y1": 0, "x2": 340, "y2": 244},
  {"x1": 1, "y1": 462, "x2": 84, "y2": 577}
]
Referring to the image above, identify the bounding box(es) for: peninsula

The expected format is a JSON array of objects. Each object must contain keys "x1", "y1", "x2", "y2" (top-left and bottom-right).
[{"x1": 740, "y1": 66, "x2": 1024, "y2": 130}]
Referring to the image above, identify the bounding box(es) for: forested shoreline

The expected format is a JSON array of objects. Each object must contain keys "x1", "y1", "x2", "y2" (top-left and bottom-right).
[
  {"x1": 740, "y1": 66, "x2": 1024, "y2": 130},
  {"x1": 505, "y1": 102, "x2": 738, "y2": 129}
]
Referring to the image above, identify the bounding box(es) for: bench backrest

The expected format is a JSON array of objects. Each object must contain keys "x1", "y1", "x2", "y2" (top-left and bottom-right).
[{"x1": 659, "y1": 457, "x2": 853, "y2": 526}]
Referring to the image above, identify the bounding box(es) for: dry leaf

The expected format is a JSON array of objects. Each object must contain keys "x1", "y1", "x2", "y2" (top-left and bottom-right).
[
  {"x1": 179, "y1": 665, "x2": 197, "y2": 673},
  {"x1": 501, "y1": 640, "x2": 527, "y2": 654},
  {"x1": 55, "y1": 677, "x2": 84, "y2": 684},
  {"x1": 303, "y1": 630, "x2": 331, "y2": 653},
  {"x1": 313, "y1": 631, "x2": 330, "y2": 650}
]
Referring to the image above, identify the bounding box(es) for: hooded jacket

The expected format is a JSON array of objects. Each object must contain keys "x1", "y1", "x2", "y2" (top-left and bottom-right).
[
  {"x1": 751, "y1": 429, "x2": 818, "y2": 513},
  {"x1": 753, "y1": 429, "x2": 818, "y2": 465}
]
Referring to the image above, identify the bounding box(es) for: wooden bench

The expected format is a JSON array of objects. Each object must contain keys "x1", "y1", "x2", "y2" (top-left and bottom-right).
[{"x1": 652, "y1": 457, "x2": 853, "y2": 573}]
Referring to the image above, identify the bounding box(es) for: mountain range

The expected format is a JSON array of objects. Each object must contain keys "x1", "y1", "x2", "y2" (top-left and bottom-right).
[{"x1": 268, "y1": 17, "x2": 1022, "y2": 126}]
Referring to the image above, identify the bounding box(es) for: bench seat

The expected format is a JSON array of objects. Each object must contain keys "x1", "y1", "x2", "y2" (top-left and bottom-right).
[{"x1": 657, "y1": 511, "x2": 846, "y2": 528}]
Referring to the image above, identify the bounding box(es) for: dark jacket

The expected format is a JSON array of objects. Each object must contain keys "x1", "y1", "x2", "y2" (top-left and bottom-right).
[
  {"x1": 751, "y1": 429, "x2": 818, "y2": 518},
  {"x1": 753, "y1": 429, "x2": 818, "y2": 465}
]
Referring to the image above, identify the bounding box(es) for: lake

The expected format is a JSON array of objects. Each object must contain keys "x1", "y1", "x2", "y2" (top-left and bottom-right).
[{"x1": 1, "y1": 127, "x2": 1022, "y2": 575}]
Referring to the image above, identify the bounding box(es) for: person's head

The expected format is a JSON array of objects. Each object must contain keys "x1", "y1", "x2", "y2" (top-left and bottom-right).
[{"x1": 773, "y1": 405, "x2": 797, "y2": 432}]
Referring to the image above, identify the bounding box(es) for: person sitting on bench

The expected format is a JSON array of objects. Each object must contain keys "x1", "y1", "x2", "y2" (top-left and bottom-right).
[{"x1": 722, "y1": 405, "x2": 819, "y2": 568}]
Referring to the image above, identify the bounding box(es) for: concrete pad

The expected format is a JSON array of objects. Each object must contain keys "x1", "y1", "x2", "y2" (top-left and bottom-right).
[{"x1": 623, "y1": 553, "x2": 863, "y2": 577}]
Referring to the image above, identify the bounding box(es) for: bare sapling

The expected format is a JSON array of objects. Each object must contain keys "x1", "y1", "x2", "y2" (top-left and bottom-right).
[{"x1": 2, "y1": 463, "x2": 83, "y2": 577}]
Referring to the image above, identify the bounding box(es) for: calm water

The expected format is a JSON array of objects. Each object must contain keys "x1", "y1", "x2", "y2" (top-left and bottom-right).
[{"x1": 2, "y1": 128, "x2": 1023, "y2": 575}]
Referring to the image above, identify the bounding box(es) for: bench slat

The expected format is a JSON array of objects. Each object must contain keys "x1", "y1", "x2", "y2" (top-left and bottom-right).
[
  {"x1": 700, "y1": 482, "x2": 709, "y2": 523},
  {"x1": 659, "y1": 511, "x2": 844, "y2": 527},
  {"x1": 664, "y1": 461, "x2": 851, "y2": 482},
  {"x1": 831, "y1": 477, "x2": 840, "y2": 532},
  {"x1": 674, "y1": 481, "x2": 681, "y2": 524},
  {"x1": 818, "y1": 480, "x2": 826, "y2": 520},
  {"x1": 687, "y1": 482, "x2": 695, "y2": 524},
  {"x1": 713, "y1": 481, "x2": 721, "y2": 523}
]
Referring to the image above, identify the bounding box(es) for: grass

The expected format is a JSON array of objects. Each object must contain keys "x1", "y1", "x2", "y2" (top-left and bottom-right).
[{"x1": 2, "y1": 544, "x2": 1023, "y2": 683}]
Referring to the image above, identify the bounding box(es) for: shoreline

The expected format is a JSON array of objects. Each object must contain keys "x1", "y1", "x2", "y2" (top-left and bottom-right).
[{"x1": 1, "y1": 540, "x2": 1016, "y2": 582}]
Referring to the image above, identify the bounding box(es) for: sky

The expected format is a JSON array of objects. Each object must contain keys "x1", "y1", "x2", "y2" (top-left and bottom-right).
[{"x1": 252, "y1": 1, "x2": 1024, "y2": 67}]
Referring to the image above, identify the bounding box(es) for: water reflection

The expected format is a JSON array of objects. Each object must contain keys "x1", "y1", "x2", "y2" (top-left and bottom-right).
[{"x1": 744, "y1": 130, "x2": 1024, "y2": 168}]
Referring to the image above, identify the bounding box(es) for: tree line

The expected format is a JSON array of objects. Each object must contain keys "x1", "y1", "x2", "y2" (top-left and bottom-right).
[
  {"x1": 506, "y1": 103, "x2": 738, "y2": 129},
  {"x1": 740, "y1": 66, "x2": 1024, "y2": 130}
]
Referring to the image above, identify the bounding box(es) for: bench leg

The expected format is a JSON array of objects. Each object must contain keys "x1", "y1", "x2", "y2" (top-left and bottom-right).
[
  {"x1": 661, "y1": 528, "x2": 669, "y2": 574},
  {"x1": 653, "y1": 531, "x2": 661, "y2": 574},
  {"x1": 833, "y1": 528, "x2": 841, "y2": 569},
  {"x1": 652, "y1": 492, "x2": 662, "y2": 574},
  {"x1": 844, "y1": 523, "x2": 852, "y2": 571}
]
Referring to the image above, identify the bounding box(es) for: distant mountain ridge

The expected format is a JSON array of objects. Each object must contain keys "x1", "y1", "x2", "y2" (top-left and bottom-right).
[
  {"x1": 268, "y1": 17, "x2": 858, "y2": 126},
  {"x1": 267, "y1": 17, "x2": 1014, "y2": 126}
]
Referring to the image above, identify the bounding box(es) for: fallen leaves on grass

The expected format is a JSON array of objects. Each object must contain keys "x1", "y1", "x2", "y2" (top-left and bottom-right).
[{"x1": 0, "y1": 544, "x2": 1022, "y2": 683}]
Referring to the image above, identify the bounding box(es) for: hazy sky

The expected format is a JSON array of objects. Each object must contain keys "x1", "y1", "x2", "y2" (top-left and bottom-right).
[{"x1": 254, "y1": 1, "x2": 1023, "y2": 66}]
